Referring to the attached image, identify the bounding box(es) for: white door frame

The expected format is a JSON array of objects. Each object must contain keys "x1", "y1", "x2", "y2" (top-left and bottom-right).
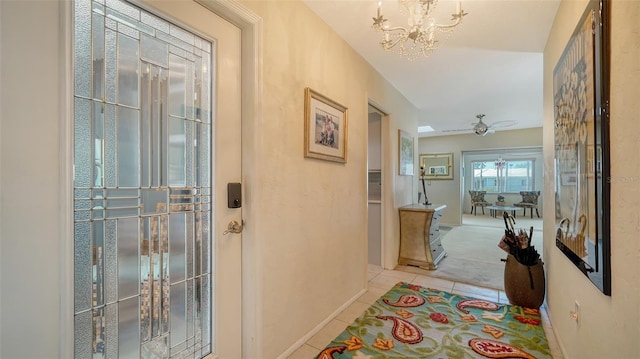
[
  {"x1": 58, "y1": 1, "x2": 263, "y2": 357},
  {"x1": 366, "y1": 102, "x2": 387, "y2": 269},
  {"x1": 195, "y1": 1, "x2": 263, "y2": 357},
  {"x1": 367, "y1": 99, "x2": 392, "y2": 270}
]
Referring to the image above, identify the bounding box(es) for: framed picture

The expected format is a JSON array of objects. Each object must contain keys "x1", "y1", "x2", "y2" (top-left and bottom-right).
[
  {"x1": 553, "y1": 0, "x2": 610, "y2": 295},
  {"x1": 419, "y1": 152, "x2": 453, "y2": 180},
  {"x1": 304, "y1": 87, "x2": 348, "y2": 163},
  {"x1": 398, "y1": 130, "x2": 414, "y2": 175},
  {"x1": 429, "y1": 166, "x2": 447, "y2": 175}
]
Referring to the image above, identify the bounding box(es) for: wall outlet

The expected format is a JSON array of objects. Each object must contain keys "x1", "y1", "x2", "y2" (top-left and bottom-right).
[{"x1": 570, "y1": 300, "x2": 580, "y2": 325}]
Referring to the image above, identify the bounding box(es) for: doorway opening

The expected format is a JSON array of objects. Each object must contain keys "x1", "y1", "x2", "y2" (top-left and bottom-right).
[{"x1": 367, "y1": 104, "x2": 384, "y2": 268}]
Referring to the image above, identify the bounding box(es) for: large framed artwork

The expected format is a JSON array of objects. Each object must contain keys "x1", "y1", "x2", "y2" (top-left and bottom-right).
[
  {"x1": 304, "y1": 87, "x2": 348, "y2": 163},
  {"x1": 398, "y1": 130, "x2": 414, "y2": 176},
  {"x1": 553, "y1": 0, "x2": 610, "y2": 295}
]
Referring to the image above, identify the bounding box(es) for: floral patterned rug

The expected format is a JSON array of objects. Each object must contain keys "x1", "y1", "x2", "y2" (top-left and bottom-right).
[{"x1": 315, "y1": 282, "x2": 551, "y2": 359}]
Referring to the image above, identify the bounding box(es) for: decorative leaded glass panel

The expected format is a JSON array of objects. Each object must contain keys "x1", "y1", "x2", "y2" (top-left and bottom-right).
[
  {"x1": 117, "y1": 33, "x2": 140, "y2": 108},
  {"x1": 74, "y1": 1, "x2": 213, "y2": 357},
  {"x1": 74, "y1": 0, "x2": 92, "y2": 98}
]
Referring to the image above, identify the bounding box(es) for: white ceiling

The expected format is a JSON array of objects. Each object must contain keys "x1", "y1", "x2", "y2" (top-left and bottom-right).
[{"x1": 303, "y1": 0, "x2": 560, "y2": 136}]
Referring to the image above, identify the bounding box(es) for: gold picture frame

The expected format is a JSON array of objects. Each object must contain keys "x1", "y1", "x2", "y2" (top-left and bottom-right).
[
  {"x1": 419, "y1": 152, "x2": 453, "y2": 180},
  {"x1": 304, "y1": 87, "x2": 348, "y2": 163}
]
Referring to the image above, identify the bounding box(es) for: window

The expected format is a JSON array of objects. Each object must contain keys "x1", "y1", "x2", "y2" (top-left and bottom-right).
[{"x1": 472, "y1": 159, "x2": 535, "y2": 193}]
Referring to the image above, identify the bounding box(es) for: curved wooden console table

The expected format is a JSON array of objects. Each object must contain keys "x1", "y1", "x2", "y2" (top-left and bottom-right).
[{"x1": 398, "y1": 204, "x2": 447, "y2": 270}]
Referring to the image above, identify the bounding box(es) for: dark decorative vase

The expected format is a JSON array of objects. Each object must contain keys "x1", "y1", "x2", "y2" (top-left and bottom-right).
[{"x1": 503, "y1": 254, "x2": 546, "y2": 309}]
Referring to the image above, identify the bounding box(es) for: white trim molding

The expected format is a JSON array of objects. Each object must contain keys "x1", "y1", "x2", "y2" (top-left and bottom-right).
[
  {"x1": 194, "y1": 1, "x2": 263, "y2": 357},
  {"x1": 60, "y1": 0, "x2": 75, "y2": 357}
]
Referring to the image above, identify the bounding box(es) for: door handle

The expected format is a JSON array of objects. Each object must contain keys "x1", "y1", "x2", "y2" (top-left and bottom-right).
[{"x1": 223, "y1": 220, "x2": 243, "y2": 235}]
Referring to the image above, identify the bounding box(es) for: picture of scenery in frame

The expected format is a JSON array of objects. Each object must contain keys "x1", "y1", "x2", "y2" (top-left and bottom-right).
[{"x1": 398, "y1": 130, "x2": 414, "y2": 176}]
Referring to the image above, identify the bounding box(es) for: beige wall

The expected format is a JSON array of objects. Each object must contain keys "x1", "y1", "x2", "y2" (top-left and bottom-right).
[
  {"x1": 238, "y1": 1, "x2": 419, "y2": 356},
  {"x1": 1, "y1": 1, "x2": 65, "y2": 357},
  {"x1": 418, "y1": 127, "x2": 543, "y2": 225},
  {"x1": 543, "y1": 1, "x2": 640, "y2": 357}
]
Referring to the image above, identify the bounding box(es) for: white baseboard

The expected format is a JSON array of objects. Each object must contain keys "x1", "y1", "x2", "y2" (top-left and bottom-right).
[{"x1": 276, "y1": 287, "x2": 367, "y2": 359}]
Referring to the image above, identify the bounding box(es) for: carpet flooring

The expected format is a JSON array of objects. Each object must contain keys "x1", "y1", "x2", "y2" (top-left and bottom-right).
[
  {"x1": 315, "y1": 281, "x2": 552, "y2": 359},
  {"x1": 400, "y1": 225, "x2": 544, "y2": 291}
]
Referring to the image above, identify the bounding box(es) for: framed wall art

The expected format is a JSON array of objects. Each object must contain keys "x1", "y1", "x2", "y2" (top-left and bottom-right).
[
  {"x1": 419, "y1": 152, "x2": 454, "y2": 180},
  {"x1": 304, "y1": 87, "x2": 348, "y2": 163},
  {"x1": 398, "y1": 130, "x2": 414, "y2": 176},
  {"x1": 553, "y1": 0, "x2": 610, "y2": 295}
]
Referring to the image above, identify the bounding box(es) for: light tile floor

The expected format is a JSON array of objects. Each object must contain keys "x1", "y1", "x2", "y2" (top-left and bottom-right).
[{"x1": 287, "y1": 265, "x2": 564, "y2": 359}]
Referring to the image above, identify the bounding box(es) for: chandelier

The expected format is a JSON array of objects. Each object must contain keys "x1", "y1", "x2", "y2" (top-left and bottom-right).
[
  {"x1": 372, "y1": 0, "x2": 467, "y2": 61},
  {"x1": 495, "y1": 156, "x2": 507, "y2": 193}
]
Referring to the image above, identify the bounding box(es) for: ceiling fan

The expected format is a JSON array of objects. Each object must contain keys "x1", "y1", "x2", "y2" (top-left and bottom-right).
[{"x1": 442, "y1": 114, "x2": 516, "y2": 136}]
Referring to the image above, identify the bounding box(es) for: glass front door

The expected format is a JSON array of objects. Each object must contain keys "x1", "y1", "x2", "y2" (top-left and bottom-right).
[{"x1": 73, "y1": 1, "x2": 214, "y2": 357}]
